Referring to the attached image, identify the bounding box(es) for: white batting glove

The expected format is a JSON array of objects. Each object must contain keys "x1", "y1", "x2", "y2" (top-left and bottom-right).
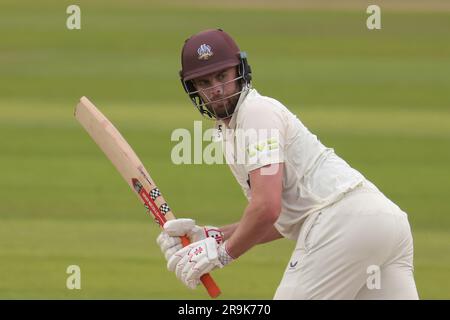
[
  {"x1": 156, "y1": 218, "x2": 224, "y2": 261},
  {"x1": 167, "y1": 238, "x2": 234, "y2": 289}
]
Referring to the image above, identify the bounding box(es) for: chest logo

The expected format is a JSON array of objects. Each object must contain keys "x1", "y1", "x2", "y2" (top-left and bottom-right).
[{"x1": 247, "y1": 138, "x2": 279, "y2": 158}]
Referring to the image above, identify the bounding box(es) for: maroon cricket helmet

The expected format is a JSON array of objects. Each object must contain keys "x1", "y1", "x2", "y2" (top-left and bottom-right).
[
  {"x1": 180, "y1": 29, "x2": 242, "y2": 81},
  {"x1": 179, "y1": 29, "x2": 252, "y2": 119}
]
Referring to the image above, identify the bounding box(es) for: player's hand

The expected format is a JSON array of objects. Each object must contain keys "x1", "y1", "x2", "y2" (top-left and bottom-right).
[
  {"x1": 167, "y1": 237, "x2": 234, "y2": 289},
  {"x1": 156, "y1": 218, "x2": 224, "y2": 261}
]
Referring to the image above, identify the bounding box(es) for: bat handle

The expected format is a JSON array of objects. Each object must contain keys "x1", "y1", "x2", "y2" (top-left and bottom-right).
[{"x1": 180, "y1": 235, "x2": 221, "y2": 298}]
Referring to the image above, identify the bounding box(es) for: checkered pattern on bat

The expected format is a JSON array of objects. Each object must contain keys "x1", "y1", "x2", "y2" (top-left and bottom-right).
[
  {"x1": 159, "y1": 203, "x2": 170, "y2": 215},
  {"x1": 150, "y1": 188, "x2": 161, "y2": 200}
]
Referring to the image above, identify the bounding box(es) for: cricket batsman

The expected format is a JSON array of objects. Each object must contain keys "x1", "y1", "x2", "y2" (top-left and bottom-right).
[{"x1": 157, "y1": 29, "x2": 419, "y2": 299}]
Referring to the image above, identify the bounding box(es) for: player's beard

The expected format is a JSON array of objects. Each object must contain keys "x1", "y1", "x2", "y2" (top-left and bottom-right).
[{"x1": 205, "y1": 93, "x2": 240, "y2": 120}]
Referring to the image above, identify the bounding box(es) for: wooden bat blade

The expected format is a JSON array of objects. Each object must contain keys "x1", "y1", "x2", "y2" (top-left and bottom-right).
[
  {"x1": 75, "y1": 98, "x2": 153, "y2": 204},
  {"x1": 74, "y1": 96, "x2": 221, "y2": 298}
]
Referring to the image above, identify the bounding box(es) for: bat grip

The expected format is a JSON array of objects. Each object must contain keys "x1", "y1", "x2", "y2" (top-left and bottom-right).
[{"x1": 180, "y1": 235, "x2": 221, "y2": 298}]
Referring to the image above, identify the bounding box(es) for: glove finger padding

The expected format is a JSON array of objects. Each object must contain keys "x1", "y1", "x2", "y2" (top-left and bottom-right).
[
  {"x1": 163, "y1": 218, "x2": 196, "y2": 237},
  {"x1": 167, "y1": 245, "x2": 190, "y2": 273},
  {"x1": 157, "y1": 232, "x2": 182, "y2": 252},
  {"x1": 179, "y1": 238, "x2": 222, "y2": 286},
  {"x1": 164, "y1": 244, "x2": 182, "y2": 261},
  {"x1": 168, "y1": 238, "x2": 234, "y2": 290},
  {"x1": 184, "y1": 256, "x2": 220, "y2": 285},
  {"x1": 175, "y1": 253, "x2": 190, "y2": 281},
  {"x1": 186, "y1": 279, "x2": 200, "y2": 290}
]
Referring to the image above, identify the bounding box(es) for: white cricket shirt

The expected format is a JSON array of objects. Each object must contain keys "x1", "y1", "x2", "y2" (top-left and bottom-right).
[{"x1": 216, "y1": 88, "x2": 365, "y2": 240}]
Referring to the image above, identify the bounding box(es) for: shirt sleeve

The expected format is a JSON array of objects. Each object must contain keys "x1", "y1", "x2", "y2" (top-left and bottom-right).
[{"x1": 238, "y1": 99, "x2": 286, "y2": 173}]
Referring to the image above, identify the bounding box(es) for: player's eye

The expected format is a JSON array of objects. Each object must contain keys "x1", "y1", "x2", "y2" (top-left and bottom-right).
[
  {"x1": 197, "y1": 80, "x2": 208, "y2": 87},
  {"x1": 217, "y1": 73, "x2": 226, "y2": 81}
]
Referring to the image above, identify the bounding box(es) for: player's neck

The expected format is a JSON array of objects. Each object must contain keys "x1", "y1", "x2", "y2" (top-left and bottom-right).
[{"x1": 222, "y1": 117, "x2": 231, "y2": 127}]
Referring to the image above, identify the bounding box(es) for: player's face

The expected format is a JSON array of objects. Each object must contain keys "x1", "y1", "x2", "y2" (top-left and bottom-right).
[{"x1": 192, "y1": 67, "x2": 241, "y2": 119}]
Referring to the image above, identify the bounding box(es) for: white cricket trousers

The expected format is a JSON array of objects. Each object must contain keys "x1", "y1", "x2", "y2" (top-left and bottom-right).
[{"x1": 274, "y1": 181, "x2": 419, "y2": 300}]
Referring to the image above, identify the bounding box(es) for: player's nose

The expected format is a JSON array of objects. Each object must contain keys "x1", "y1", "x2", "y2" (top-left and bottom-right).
[{"x1": 209, "y1": 81, "x2": 224, "y2": 98}]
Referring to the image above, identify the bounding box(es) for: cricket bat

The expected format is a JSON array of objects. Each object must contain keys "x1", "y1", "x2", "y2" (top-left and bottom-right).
[{"x1": 74, "y1": 96, "x2": 221, "y2": 298}]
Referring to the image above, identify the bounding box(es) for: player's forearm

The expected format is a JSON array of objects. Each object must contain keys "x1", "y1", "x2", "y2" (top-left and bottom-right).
[
  {"x1": 219, "y1": 222, "x2": 240, "y2": 241},
  {"x1": 258, "y1": 224, "x2": 283, "y2": 244},
  {"x1": 221, "y1": 222, "x2": 282, "y2": 243},
  {"x1": 224, "y1": 201, "x2": 280, "y2": 259}
]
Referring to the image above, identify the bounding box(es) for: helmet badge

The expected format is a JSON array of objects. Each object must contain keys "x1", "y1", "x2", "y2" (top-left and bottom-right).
[{"x1": 197, "y1": 44, "x2": 214, "y2": 60}]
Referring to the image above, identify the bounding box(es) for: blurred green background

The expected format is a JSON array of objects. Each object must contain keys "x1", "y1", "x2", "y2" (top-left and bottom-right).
[{"x1": 1, "y1": 0, "x2": 449, "y2": 299}]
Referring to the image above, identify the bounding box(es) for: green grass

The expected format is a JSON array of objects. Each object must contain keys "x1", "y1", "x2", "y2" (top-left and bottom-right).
[
  {"x1": 0, "y1": 219, "x2": 294, "y2": 299},
  {"x1": 0, "y1": 0, "x2": 449, "y2": 299},
  {"x1": 0, "y1": 219, "x2": 448, "y2": 299}
]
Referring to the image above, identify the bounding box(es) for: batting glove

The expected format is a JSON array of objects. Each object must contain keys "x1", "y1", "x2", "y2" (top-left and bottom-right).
[
  {"x1": 167, "y1": 237, "x2": 234, "y2": 289},
  {"x1": 156, "y1": 218, "x2": 224, "y2": 261}
]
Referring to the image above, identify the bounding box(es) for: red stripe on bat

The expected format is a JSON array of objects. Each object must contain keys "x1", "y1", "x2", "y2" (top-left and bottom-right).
[{"x1": 132, "y1": 178, "x2": 167, "y2": 226}]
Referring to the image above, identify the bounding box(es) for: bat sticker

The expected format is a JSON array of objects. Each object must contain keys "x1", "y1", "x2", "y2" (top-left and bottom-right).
[
  {"x1": 132, "y1": 178, "x2": 166, "y2": 226},
  {"x1": 150, "y1": 188, "x2": 161, "y2": 200}
]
